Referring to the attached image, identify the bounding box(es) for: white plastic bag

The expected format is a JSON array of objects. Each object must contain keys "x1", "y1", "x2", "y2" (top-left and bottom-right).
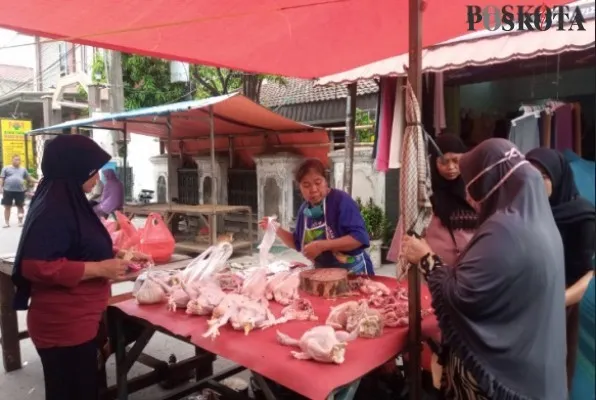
[{"x1": 258, "y1": 216, "x2": 279, "y2": 269}]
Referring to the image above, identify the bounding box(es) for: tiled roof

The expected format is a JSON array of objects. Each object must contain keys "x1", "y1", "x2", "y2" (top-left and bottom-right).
[
  {"x1": 259, "y1": 77, "x2": 378, "y2": 108},
  {"x1": 0, "y1": 64, "x2": 34, "y2": 83}
]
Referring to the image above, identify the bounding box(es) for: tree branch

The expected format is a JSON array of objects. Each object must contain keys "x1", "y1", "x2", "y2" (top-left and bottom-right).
[{"x1": 191, "y1": 66, "x2": 221, "y2": 96}]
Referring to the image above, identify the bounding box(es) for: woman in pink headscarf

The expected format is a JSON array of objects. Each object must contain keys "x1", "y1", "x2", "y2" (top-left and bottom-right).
[{"x1": 93, "y1": 169, "x2": 124, "y2": 218}]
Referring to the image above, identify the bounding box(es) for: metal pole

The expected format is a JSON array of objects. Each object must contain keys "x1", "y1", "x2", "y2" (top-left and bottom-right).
[
  {"x1": 407, "y1": 0, "x2": 423, "y2": 398},
  {"x1": 166, "y1": 118, "x2": 172, "y2": 203},
  {"x1": 342, "y1": 83, "x2": 357, "y2": 195},
  {"x1": 122, "y1": 122, "x2": 128, "y2": 202},
  {"x1": 209, "y1": 105, "x2": 217, "y2": 245}
]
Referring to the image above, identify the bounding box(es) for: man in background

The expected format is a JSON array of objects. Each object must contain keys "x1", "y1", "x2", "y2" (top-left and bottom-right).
[{"x1": 0, "y1": 155, "x2": 37, "y2": 227}]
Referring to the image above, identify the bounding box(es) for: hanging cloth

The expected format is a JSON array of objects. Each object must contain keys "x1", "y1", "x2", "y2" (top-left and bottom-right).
[
  {"x1": 388, "y1": 77, "x2": 405, "y2": 169},
  {"x1": 375, "y1": 77, "x2": 396, "y2": 172},
  {"x1": 433, "y1": 72, "x2": 446, "y2": 135}
]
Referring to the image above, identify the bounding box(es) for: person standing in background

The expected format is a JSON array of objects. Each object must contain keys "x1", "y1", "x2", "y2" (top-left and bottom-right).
[{"x1": 0, "y1": 155, "x2": 37, "y2": 228}]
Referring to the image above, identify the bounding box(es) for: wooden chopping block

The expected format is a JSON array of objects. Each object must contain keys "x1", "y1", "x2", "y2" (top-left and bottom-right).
[{"x1": 299, "y1": 268, "x2": 350, "y2": 298}]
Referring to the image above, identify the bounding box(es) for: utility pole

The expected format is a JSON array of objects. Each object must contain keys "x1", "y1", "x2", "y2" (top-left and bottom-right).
[
  {"x1": 34, "y1": 36, "x2": 43, "y2": 91},
  {"x1": 107, "y1": 50, "x2": 127, "y2": 196}
]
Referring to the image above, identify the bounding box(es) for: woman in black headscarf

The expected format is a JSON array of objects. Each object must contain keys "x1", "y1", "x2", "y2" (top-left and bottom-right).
[
  {"x1": 13, "y1": 135, "x2": 149, "y2": 400},
  {"x1": 526, "y1": 147, "x2": 595, "y2": 387},
  {"x1": 402, "y1": 138, "x2": 567, "y2": 399},
  {"x1": 425, "y1": 134, "x2": 478, "y2": 266}
]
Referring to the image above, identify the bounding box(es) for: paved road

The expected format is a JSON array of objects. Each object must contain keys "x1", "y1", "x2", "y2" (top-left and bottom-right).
[{"x1": 0, "y1": 210, "x2": 396, "y2": 399}]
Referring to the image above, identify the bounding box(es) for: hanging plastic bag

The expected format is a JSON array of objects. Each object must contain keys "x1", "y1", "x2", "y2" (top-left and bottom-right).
[
  {"x1": 100, "y1": 217, "x2": 118, "y2": 234},
  {"x1": 113, "y1": 211, "x2": 140, "y2": 250},
  {"x1": 138, "y1": 213, "x2": 176, "y2": 263},
  {"x1": 258, "y1": 216, "x2": 279, "y2": 269}
]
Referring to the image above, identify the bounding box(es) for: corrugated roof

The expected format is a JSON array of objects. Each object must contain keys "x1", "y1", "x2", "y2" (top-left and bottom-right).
[
  {"x1": 0, "y1": 64, "x2": 33, "y2": 83},
  {"x1": 259, "y1": 78, "x2": 378, "y2": 108}
]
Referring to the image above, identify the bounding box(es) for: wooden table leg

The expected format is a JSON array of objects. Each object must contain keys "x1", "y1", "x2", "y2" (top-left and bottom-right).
[{"x1": 0, "y1": 273, "x2": 22, "y2": 372}]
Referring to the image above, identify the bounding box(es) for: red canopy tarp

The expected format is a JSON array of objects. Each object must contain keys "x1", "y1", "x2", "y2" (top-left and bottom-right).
[
  {"x1": 0, "y1": 0, "x2": 553, "y2": 78},
  {"x1": 113, "y1": 276, "x2": 438, "y2": 400},
  {"x1": 28, "y1": 93, "x2": 330, "y2": 167}
]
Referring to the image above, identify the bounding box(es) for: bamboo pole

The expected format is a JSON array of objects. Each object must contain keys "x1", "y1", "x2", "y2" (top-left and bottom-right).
[
  {"x1": 209, "y1": 105, "x2": 217, "y2": 245},
  {"x1": 342, "y1": 83, "x2": 357, "y2": 195},
  {"x1": 407, "y1": 0, "x2": 423, "y2": 398}
]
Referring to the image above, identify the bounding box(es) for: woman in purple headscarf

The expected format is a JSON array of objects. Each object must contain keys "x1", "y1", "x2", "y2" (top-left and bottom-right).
[
  {"x1": 93, "y1": 169, "x2": 124, "y2": 218},
  {"x1": 402, "y1": 138, "x2": 567, "y2": 399}
]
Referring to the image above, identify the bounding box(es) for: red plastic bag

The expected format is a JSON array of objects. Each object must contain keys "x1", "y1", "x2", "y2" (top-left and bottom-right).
[
  {"x1": 113, "y1": 211, "x2": 140, "y2": 250},
  {"x1": 139, "y1": 213, "x2": 175, "y2": 263},
  {"x1": 100, "y1": 217, "x2": 118, "y2": 234}
]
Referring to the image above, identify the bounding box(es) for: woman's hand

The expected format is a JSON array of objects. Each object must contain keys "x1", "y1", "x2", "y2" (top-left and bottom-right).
[
  {"x1": 302, "y1": 241, "x2": 326, "y2": 261},
  {"x1": 118, "y1": 250, "x2": 152, "y2": 263},
  {"x1": 401, "y1": 235, "x2": 432, "y2": 264},
  {"x1": 258, "y1": 217, "x2": 272, "y2": 230},
  {"x1": 97, "y1": 258, "x2": 130, "y2": 280}
]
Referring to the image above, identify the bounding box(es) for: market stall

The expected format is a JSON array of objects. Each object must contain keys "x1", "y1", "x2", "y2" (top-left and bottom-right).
[{"x1": 26, "y1": 93, "x2": 329, "y2": 254}]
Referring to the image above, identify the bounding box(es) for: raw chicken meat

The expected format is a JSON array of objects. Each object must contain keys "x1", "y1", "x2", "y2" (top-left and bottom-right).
[
  {"x1": 325, "y1": 299, "x2": 384, "y2": 338},
  {"x1": 366, "y1": 287, "x2": 433, "y2": 328},
  {"x1": 325, "y1": 301, "x2": 362, "y2": 330},
  {"x1": 186, "y1": 283, "x2": 226, "y2": 316},
  {"x1": 279, "y1": 298, "x2": 318, "y2": 322},
  {"x1": 167, "y1": 282, "x2": 195, "y2": 311},
  {"x1": 276, "y1": 325, "x2": 357, "y2": 364},
  {"x1": 203, "y1": 293, "x2": 279, "y2": 339},
  {"x1": 265, "y1": 271, "x2": 291, "y2": 300},
  {"x1": 241, "y1": 268, "x2": 269, "y2": 302},
  {"x1": 271, "y1": 271, "x2": 300, "y2": 305},
  {"x1": 215, "y1": 272, "x2": 244, "y2": 292},
  {"x1": 135, "y1": 274, "x2": 172, "y2": 305},
  {"x1": 350, "y1": 277, "x2": 392, "y2": 297}
]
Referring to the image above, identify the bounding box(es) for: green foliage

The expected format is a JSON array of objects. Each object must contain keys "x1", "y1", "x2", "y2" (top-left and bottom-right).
[
  {"x1": 356, "y1": 197, "x2": 386, "y2": 240},
  {"x1": 191, "y1": 66, "x2": 242, "y2": 99},
  {"x1": 356, "y1": 108, "x2": 375, "y2": 143},
  {"x1": 122, "y1": 54, "x2": 187, "y2": 110},
  {"x1": 91, "y1": 53, "x2": 107, "y2": 84}
]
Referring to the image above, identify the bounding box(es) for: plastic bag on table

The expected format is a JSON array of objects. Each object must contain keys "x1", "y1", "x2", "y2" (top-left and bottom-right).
[
  {"x1": 134, "y1": 272, "x2": 171, "y2": 305},
  {"x1": 138, "y1": 213, "x2": 175, "y2": 263},
  {"x1": 185, "y1": 242, "x2": 234, "y2": 286}
]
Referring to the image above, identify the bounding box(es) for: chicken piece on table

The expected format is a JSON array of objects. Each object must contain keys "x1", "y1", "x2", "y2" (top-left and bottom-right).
[
  {"x1": 278, "y1": 298, "x2": 318, "y2": 323},
  {"x1": 265, "y1": 271, "x2": 292, "y2": 300},
  {"x1": 186, "y1": 283, "x2": 226, "y2": 316},
  {"x1": 276, "y1": 325, "x2": 357, "y2": 364},
  {"x1": 203, "y1": 293, "x2": 248, "y2": 340},
  {"x1": 230, "y1": 299, "x2": 279, "y2": 334},
  {"x1": 272, "y1": 271, "x2": 300, "y2": 305}
]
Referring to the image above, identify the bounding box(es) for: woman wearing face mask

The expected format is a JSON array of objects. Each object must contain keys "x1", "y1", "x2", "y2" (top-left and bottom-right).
[
  {"x1": 526, "y1": 147, "x2": 595, "y2": 387},
  {"x1": 402, "y1": 138, "x2": 567, "y2": 399},
  {"x1": 259, "y1": 158, "x2": 373, "y2": 275},
  {"x1": 425, "y1": 134, "x2": 478, "y2": 266},
  {"x1": 12, "y1": 135, "x2": 149, "y2": 400}
]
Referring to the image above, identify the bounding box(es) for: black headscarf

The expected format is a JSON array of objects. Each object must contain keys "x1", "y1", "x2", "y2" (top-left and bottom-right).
[
  {"x1": 12, "y1": 135, "x2": 113, "y2": 310},
  {"x1": 430, "y1": 134, "x2": 477, "y2": 231},
  {"x1": 526, "y1": 148, "x2": 595, "y2": 227}
]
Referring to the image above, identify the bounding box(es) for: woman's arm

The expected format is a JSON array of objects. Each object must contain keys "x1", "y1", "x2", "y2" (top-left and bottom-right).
[
  {"x1": 21, "y1": 259, "x2": 107, "y2": 288},
  {"x1": 565, "y1": 270, "x2": 595, "y2": 306},
  {"x1": 320, "y1": 235, "x2": 362, "y2": 253},
  {"x1": 276, "y1": 228, "x2": 296, "y2": 250}
]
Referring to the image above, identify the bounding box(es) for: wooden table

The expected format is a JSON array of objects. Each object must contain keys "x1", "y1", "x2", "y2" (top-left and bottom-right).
[
  {"x1": 124, "y1": 203, "x2": 254, "y2": 256},
  {"x1": 0, "y1": 253, "x2": 191, "y2": 373}
]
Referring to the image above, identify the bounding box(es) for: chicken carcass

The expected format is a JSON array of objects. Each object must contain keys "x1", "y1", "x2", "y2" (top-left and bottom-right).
[
  {"x1": 230, "y1": 298, "x2": 278, "y2": 334},
  {"x1": 241, "y1": 268, "x2": 269, "y2": 302},
  {"x1": 276, "y1": 326, "x2": 357, "y2": 364},
  {"x1": 271, "y1": 271, "x2": 300, "y2": 305},
  {"x1": 186, "y1": 282, "x2": 226, "y2": 316},
  {"x1": 279, "y1": 299, "x2": 318, "y2": 322},
  {"x1": 135, "y1": 274, "x2": 172, "y2": 305},
  {"x1": 265, "y1": 271, "x2": 291, "y2": 300},
  {"x1": 324, "y1": 301, "x2": 362, "y2": 330},
  {"x1": 202, "y1": 294, "x2": 249, "y2": 340},
  {"x1": 350, "y1": 277, "x2": 392, "y2": 297},
  {"x1": 215, "y1": 272, "x2": 244, "y2": 292}
]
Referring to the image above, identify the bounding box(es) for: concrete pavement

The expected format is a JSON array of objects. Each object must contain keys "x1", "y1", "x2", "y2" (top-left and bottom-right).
[{"x1": 0, "y1": 211, "x2": 396, "y2": 399}]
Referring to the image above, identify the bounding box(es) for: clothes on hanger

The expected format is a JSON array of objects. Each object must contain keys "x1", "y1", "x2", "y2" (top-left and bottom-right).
[
  {"x1": 509, "y1": 111, "x2": 540, "y2": 154},
  {"x1": 375, "y1": 77, "x2": 396, "y2": 172}
]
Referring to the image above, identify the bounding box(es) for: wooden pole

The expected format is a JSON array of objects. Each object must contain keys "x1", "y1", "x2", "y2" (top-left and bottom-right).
[
  {"x1": 342, "y1": 82, "x2": 357, "y2": 195},
  {"x1": 407, "y1": 0, "x2": 423, "y2": 398},
  {"x1": 209, "y1": 105, "x2": 218, "y2": 245},
  {"x1": 166, "y1": 119, "x2": 172, "y2": 203},
  {"x1": 122, "y1": 122, "x2": 128, "y2": 202}
]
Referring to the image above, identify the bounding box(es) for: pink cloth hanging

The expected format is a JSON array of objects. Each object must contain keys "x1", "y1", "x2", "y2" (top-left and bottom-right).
[
  {"x1": 434, "y1": 72, "x2": 446, "y2": 135},
  {"x1": 375, "y1": 77, "x2": 396, "y2": 172},
  {"x1": 387, "y1": 217, "x2": 403, "y2": 263},
  {"x1": 388, "y1": 78, "x2": 405, "y2": 169}
]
